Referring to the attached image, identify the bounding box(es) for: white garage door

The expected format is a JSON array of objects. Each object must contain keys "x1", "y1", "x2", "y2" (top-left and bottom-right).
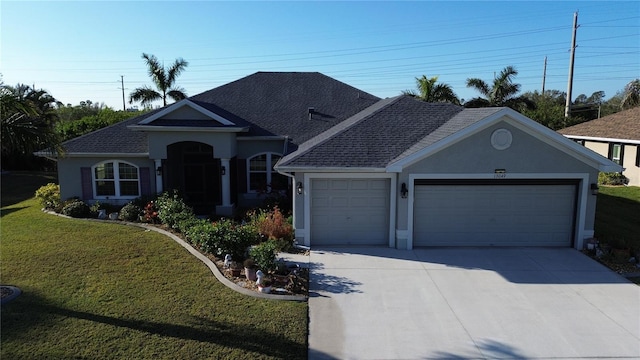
[
  {"x1": 413, "y1": 182, "x2": 577, "y2": 247},
  {"x1": 311, "y1": 178, "x2": 390, "y2": 246}
]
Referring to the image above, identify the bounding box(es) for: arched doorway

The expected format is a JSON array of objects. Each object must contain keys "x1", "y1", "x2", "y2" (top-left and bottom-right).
[{"x1": 165, "y1": 142, "x2": 221, "y2": 214}]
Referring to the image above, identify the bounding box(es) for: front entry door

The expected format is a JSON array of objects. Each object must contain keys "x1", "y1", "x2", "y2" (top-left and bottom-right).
[{"x1": 166, "y1": 142, "x2": 221, "y2": 214}]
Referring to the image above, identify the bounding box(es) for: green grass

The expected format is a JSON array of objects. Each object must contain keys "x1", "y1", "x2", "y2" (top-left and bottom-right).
[
  {"x1": 595, "y1": 186, "x2": 640, "y2": 250},
  {"x1": 1, "y1": 173, "x2": 307, "y2": 359}
]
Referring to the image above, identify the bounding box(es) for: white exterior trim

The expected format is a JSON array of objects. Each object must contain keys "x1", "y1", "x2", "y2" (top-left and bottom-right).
[
  {"x1": 405, "y1": 172, "x2": 590, "y2": 251},
  {"x1": 128, "y1": 125, "x2": 249, "y2": 133},
  {"x1": 563, "y1": 135, "x2": 640, "y2": 145},
  {"x1": 277, "y1": 166, "x2": 386, "y2": 173},
  {"x1": 138, "y1": 99, "x2": 236, "y2": 126},
  {"x1": 387, "y1": 108, "x2": 623, "y2": 173},
  {"x1": 303, "y1": 172, "x2": 396, "y2": 248},
  {"x1": 40, "y1": 152, "x2": 149, "y2": 158}
]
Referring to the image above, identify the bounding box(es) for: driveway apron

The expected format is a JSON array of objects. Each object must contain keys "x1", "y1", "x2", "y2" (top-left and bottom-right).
[{"x1": 308, "y1": 247, "x2": 640, "y2": 360}]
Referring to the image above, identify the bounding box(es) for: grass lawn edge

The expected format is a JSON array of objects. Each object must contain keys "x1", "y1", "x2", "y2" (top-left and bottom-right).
[{"x1": 42, "y1": 209, "x2": 308, "y2": 302}]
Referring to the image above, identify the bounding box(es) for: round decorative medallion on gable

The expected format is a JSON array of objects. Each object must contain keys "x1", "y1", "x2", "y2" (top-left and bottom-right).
[{"x1": 491, "y1": 128, "x2": 513, "y2": 150}]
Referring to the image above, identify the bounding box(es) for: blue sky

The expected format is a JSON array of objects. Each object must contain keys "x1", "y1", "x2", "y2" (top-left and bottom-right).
[{"x1": 1, "y1": 1, "x2": 638, "y2": 110}]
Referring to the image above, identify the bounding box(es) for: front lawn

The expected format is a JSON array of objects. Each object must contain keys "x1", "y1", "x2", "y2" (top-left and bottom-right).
[
  {"x1": 1, "y1": 173, "x2": 307, "y2": 359},
  {"x1": 595, "y1": 186, "x2": 640, "y2": 251}
]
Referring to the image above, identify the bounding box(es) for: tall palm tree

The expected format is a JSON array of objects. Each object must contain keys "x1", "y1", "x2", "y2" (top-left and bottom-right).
[
  {"x1": 402, "y1": 75, "x2": 460, "y2": 104},
  {"x1": 129, "y1": 53, "x2": 189, "y2": 107},
  {"x1": 1, "y1": 83, "x2": 61, "y2": 158},
  {"x1": 465, "y1": 66, "x2": 535, "y2": 110},
  {"x1": 621, "y1": 79, "x2": 640, "y2": 109}
]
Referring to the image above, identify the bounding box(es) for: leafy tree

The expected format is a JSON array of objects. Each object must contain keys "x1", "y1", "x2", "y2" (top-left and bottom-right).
[
  {"x1": 1, "y1": 83, "x2": 61, "y2": 169},
  {"x1": 56, "y1": 108, "x2": 144, "y2": 141},
  {"x1": 465, "y1": 66, "x2": 535, "y2": 111},
  {"x1": 621, "y1": 79, "x2": 640, "y2": 109},
  {"x1": 522, "y1": 90, "x2": 566, "y2": 130},
  {"x1": 56, "y1": 100, "x2": 105, "y2": 122},
  {"x1": 402, "y1": 75, "x2": 460, "y2": 104},
  {"x1": 129, "y1": 53, "x2": 189, "y2": 107}
]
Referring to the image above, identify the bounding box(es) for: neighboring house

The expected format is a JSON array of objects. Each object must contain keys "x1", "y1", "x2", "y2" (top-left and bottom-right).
[
  {"x1": 38, "y1": 72, "x2": 621, "y2": 251},
  {"x1": 558, "y1": 107, "x2": 640, "y2": 186}
]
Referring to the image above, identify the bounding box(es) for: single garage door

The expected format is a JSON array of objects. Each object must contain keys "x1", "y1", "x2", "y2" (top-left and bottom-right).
[
  {"x1": 311, "y1": 178, "x2": 390, "y2": 246},
  {"x1": 413, "y1": 180, "x2": 577, "y2": 247}
]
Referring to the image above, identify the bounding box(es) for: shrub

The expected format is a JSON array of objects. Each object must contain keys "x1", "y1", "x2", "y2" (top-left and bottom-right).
[
  {"x1": 598, "y1": 172, "x2": 629, "y2": 186},
  {"x1": 35, "y1": 183, "x2": 61, "y2": 210},
  {"x1": 250, "y1": 239, "x2": 279, "y2": 273},
  {"x1": 176, "y1": 216, "x2": 204, "y2": 236},
  {"x1": 155, "y1": 190, "x2": 194, "y2": 230},
  {"x1": 61, "y1": 199, "x2": 90, "y2": 218},
  {"x1": 251, "y1": 206, "x2": 294, "y2": 243},
  {"x1": 203, "y1": 219, "x2": 261, "y2": 260},
  {"x1": 184, "y1": 219, "x2": 215, "y2": 249},
  {"x1": 142, "y1": 201, "x2": 159, "y2": 224},
  {"x1": 119, "y1": 202, "x2": 142, "y2": 222}
]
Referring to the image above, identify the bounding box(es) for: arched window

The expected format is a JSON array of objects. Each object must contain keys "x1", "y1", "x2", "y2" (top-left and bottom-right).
[
  {"x1": 247, "y1": 153, "x2": 288, "y2": 192},
  {"x1": 93, "y1": 161, "x2": 140, "y2": 198}
]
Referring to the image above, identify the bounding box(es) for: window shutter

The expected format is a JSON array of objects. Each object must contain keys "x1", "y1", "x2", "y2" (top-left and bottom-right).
[
  {"x1": 140, "y1": 167, "x2": 151, "y2": 196},
  {"x1": 237, "y1": 158, "x2": 247, "y2": 193},
  {"x1": 636, "y1": 146, "x2": 640, "y2": 167},
  {"x1": 607, "y1": 143, "x2": 614, "y2": 160},
  {"x1": 81, "y1": 167, "x2": 92, "y2": 200}
]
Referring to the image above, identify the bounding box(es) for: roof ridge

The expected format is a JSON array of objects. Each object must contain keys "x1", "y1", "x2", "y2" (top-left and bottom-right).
[{"x1": 278, "y1": 95, "x2": 405, "y2": 165}]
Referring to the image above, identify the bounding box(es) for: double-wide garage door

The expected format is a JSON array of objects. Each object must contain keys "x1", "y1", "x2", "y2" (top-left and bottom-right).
[
  {"x1": 413, "y1": 181, "x2": 577, "y2": 247},
  {"x1": 311, "y1": 178, "x2": 390, "y2": 246}
]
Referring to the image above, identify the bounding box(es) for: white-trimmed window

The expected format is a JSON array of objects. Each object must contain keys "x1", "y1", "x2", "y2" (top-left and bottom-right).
[
  {"x1": 608, "y1": 143, "x2": 623, "y2": 165},
  {"x1": 247, "y1": 153, "x2": 288, "y2": 192},
  {"x1": 93, "y1": 161, "x2": 140, "y2": 198}
]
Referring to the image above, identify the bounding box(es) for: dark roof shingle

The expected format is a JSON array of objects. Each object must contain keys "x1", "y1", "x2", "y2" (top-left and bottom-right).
[{"x1": 277, "y1": 96, "x2": 468, "y2": 168}]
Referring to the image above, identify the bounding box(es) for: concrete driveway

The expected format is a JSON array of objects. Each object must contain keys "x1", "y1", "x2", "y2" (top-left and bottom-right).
[{"x1": 308, "y1": 247, "x2": 640, "y2": 359}]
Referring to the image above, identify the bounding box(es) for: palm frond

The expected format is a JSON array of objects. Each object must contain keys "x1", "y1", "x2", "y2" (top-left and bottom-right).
[
  {"x1": 466, "y1": 78, "x2": 490, "y2": 97},
  {"x1": 129, "y1": 86, "x2": 161, "y2": 106},
  {"x1": 167, "y1": 89, "x2": 188, "y2": 102}
]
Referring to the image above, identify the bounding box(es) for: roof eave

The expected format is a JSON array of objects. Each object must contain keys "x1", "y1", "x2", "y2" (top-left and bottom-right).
[
  {"x1": 128, "y1": 125, "x2": 249, "y2": 133},
  {"x1": 274, "y1": 165, "x2": 386, "y2": 173},
  {"x1": 562, "y1": 134, "x2": 640, "y2": 145}
]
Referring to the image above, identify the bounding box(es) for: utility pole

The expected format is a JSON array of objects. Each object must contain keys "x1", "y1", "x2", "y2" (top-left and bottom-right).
[
  {"x1": 564, "y1": 11, "x2": 579, "y2": 118},
  {"x1": 541, "y1": 56, "x2": 547, "y2": 95},
  {"x1": 121, "y1": 76, "x2": 126, "y2": 111}
]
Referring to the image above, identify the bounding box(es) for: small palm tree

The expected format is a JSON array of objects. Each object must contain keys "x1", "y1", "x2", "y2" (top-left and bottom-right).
[
  {"x1": 465, "y1": 66, "x2": 535, "y2": 110},
  {"x1": 129, "y1": 53, "x2": 189, "y2": 107},
  {"x1": 621, "y1": 79, "x2": 640, "y2": 109},
  {"x1": 402, "y1": 75, "x2": 460, "y2": 104}
]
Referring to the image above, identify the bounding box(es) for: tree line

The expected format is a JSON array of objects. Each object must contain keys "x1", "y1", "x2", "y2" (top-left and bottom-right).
[
  {"x1": 403, "y1": 66, "x2": 639, "y2": 130},
  {"x1": 2, "y1": 54, "x2": 638, "y2": 171}
]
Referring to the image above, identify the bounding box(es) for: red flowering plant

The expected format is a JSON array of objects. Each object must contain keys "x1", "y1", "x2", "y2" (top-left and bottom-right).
[{"x1": 143, "y1": 201, "x2": 159, "y2": 223}]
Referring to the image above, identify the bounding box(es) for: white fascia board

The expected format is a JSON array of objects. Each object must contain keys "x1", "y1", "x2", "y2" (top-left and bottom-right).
[
  {"x1": 562, "y1": 134, "x2": 640, "y2": 145},
  {"x1": 137, "y1": 99, "x2": 235, "y2": 126},
  {"x1": 57, "y1": 153, "x2": 149, "y2": 158},
  {"x1": 128, "y1": 125, "x2": 249, "y2": 133},
  {"x1": 237, "y1": 136, "x2": 288, "y2": 141},
  {"x1": 274, "y1": 166, "x2": 386, "y2": 173}
]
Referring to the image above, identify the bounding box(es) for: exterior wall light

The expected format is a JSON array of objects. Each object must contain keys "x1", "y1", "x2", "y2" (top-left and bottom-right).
[
  {"x1": 591, "y1": 183, "x2": 599, "y2": 195},
  {"x1": 221, "y1": 166, "x2": 226, "y2": 176},
  {"x1": 296, "y1": 182, "x2": 304, "y2": 195},
  {"x1": 401, "y1": 183, "x2": 408, "y2": 198},
  {"x1": 156, "y1": 166, "x2": 163, "y2": 176}
]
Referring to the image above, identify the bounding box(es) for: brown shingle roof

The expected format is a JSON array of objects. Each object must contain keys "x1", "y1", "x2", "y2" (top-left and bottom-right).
[{"x1": 558, "y1": 107, "x2": 640, "y2": 141}]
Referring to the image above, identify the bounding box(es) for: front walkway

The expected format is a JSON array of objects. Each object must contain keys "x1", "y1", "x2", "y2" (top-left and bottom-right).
[{"x1": 308, "y1": 247, "x2": 640, "y2": 359}]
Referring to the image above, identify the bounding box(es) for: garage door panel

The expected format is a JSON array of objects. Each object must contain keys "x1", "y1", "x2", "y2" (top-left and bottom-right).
[
  {"x1": 414, "y1": 183, "x2": 576, "y2": 247},
  {"x1": 312, "y1": 178, "x2": 390, "y2": 246}
]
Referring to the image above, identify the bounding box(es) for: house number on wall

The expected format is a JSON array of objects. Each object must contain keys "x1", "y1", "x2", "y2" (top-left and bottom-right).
[{"x1": 494, "y1": 172, "x2": 507, "y2": 179}]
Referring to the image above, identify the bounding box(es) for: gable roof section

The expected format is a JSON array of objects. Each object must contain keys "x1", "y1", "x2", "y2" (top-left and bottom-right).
[
  {"x1": 388, "y1": 107, "x2": 623, "y2": 173},
  {"x1": 558, "y1": 106, "x2": 640, "y2": 144},
  {"x1": 190, "y1": 72, "x2": 380, "y2": 144},
  {"x1": 276, "y1": 96, "x2": 464, "y2": 170}
]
